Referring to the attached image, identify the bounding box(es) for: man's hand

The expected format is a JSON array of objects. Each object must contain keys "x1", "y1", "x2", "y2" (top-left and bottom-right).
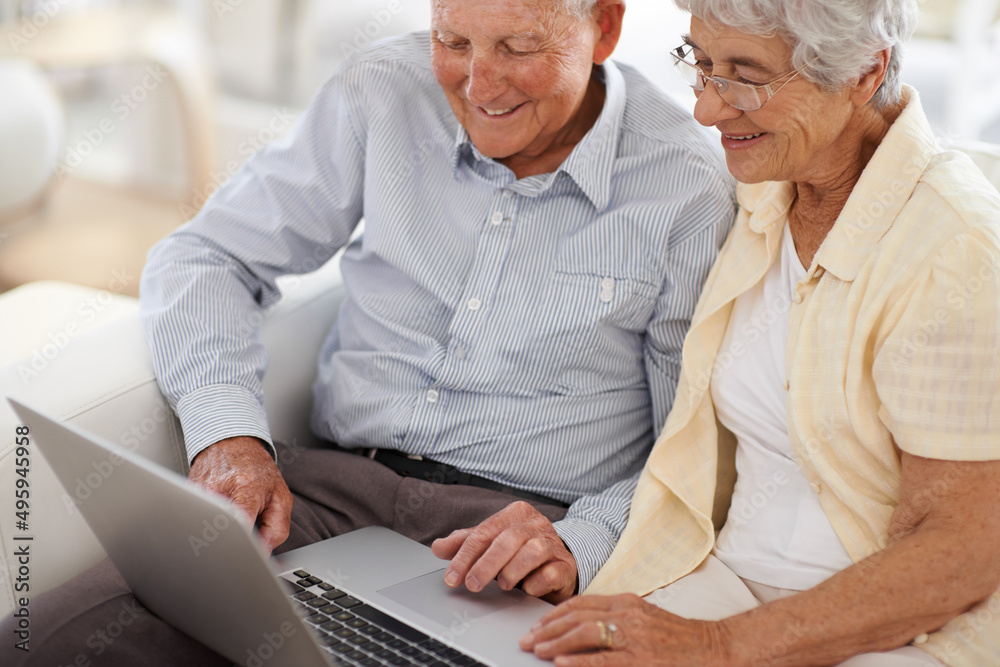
[
  {"x1": 431, "y1": 501, "x2": 577, "y2": 603},
  {"x1": 188, "y1": 436, "x2": 293, "y2": 553}
]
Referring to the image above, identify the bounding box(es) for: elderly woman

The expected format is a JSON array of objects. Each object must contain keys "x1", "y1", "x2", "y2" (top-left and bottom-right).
[{"x1": 521, "y1": 0, "x2": 1000, "y2": 665}]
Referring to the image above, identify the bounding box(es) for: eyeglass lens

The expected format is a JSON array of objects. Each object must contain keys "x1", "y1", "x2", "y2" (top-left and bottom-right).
[{"x1": 671, "y1": 46, "x2": 765, "y2": 111}]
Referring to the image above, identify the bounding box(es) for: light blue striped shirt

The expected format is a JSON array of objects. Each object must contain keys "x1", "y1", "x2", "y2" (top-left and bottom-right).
[{"x1": 141, "y1": 32, "x2": 735, "y2": 588}]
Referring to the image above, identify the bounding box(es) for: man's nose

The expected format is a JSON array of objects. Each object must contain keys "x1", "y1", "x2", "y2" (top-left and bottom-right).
[{"x1": 465, "y1": 52, "x2": 505, "y2": 105}]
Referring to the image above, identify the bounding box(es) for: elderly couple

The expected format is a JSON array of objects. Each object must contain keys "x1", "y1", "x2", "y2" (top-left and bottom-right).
[{"x1": 14, "y1": 0, "x2": 1000, "y2": 665}]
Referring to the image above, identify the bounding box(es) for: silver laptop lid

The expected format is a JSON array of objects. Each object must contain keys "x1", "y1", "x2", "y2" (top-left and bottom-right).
[{"x1": 9, "y1": 398, "x2": 331, "y2": 667}]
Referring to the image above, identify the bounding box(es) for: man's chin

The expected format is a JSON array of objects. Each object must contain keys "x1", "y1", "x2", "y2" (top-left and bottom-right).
[{"x1": 467, "y1": 137, "x2": 522, "y2": 162}]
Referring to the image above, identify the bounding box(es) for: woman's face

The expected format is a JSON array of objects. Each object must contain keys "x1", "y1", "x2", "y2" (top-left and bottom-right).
[{"x1": 686, "y1": 16, "x2": 856, "y2": 186}]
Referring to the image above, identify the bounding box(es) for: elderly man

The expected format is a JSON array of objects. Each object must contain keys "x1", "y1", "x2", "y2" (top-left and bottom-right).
[{"x1": 4, "y1": 0, "x2": 733, "y2": 664}]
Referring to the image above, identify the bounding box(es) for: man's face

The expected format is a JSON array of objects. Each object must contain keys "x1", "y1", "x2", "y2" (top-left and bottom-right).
[{"x1": 430, "y1": 0, "x2": 602, "y2": 171}]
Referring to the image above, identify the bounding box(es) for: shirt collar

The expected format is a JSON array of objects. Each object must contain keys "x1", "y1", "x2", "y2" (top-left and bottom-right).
[
  {"x1": 737, "y1": 180, "x2": 796, "y2": 236},
  {"x1": 735, "y1": 86, "x2": 936, "y2": 282},
  {"x1": 448, "y1": 60, "x2": 626, "y2": 210},
  {"x1": 815, "y1": 86, "x2": 935, "y2": 281}
]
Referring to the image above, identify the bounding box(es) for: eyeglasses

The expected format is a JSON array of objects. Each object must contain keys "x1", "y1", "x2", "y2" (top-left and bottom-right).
[{"x1": 670, "y1": 43, "x2": 802, "y2": 111}]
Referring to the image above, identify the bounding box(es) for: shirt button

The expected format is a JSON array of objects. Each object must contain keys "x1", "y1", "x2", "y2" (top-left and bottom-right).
[
  {"x1": 598, "y1": 277, "x2": 615, "y2": 303},
  {"x1": 454, "y1": 346, "x2": 467, "y2": 359},
  {"x1": 793, "y1": 292, "x2": 803, "y2": 304},
  {"x1": 809, "y1": 482, "x2": 821, "y2": 494},
  {"x1": 501, "y1": 190, "x2": 513, "y2": 199},
  {"x1": 426, "y1": 389, "x2": 439, "y2": 403},
  {"x1": 914, "y1": 633, "x2": 929, "y2": 645},
  {"x1": 467, "y1": 298, "x2": 481, "y2": 311},
  {"x1": 490, "y1": 211, "x2": 504, "y2": 225},
  {"x1": 783, "y1": 379, "x2": 790, "y2": 391}
]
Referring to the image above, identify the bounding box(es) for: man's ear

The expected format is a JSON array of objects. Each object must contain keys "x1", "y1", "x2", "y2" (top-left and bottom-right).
[
  {"x1": 852, "y1": 47, "x2": 891, "y2": 107},
  {"x1": 591, "y1": 0, "x2": 625, "y2": 65}
]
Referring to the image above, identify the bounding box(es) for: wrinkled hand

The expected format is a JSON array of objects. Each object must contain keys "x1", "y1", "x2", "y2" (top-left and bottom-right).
[
  {"x1": 188, "y1": 436, "x2": 293, "y2": 553},
  {"x1": 431, "y1": 501, "x2": 577, "y2": 603},
  {"x1": 520, "y1": 593, "x2": 735, "y2": 666}
]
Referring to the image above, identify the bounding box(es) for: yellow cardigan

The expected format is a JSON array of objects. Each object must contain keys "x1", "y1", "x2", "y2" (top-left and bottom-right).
[{"x1": 587, "y1": 88, "x2": 1000, "y2": 667}]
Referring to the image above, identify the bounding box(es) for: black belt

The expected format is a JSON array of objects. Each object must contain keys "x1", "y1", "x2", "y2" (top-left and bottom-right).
[{"x1": 369, "y1": 449, "x2": 569, "y2": 509}]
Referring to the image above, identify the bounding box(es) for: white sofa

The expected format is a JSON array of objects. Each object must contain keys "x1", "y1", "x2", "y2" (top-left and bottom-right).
[
  {"x1": 0, "y1": 262, "x2": 344, "y2": 617},
  {"x1": 1, "y1": 142, "x2": 998, "y2": 619}
]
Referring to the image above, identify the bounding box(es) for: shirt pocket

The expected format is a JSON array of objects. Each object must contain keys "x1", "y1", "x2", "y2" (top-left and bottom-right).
[{"x1": 529, "y1": 264, "x2": 660, "y2": 394}]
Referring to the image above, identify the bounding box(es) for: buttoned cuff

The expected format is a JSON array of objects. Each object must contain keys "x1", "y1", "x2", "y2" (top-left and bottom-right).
[
  {"x1": 554, "y1": 517, "x2": 618, "y2": 592},
  {"x1": 174, "y1": 384, "x2": 275, "y2": 463}
]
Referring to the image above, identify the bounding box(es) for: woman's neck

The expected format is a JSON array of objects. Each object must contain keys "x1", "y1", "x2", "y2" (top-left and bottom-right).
[{"x1": 789, "y1": 102, "x2": 902, "y2": 268}]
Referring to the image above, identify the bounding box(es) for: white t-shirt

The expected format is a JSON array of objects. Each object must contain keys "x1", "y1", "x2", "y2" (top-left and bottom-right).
[{"x1": 712, "y1": 223, "x2": 854, "y2": 591}]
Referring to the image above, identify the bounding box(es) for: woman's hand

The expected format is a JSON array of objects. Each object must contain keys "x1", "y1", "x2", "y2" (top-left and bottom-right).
[{"x1": 519, "y1": 593, "x2": 736, "y2": 666}]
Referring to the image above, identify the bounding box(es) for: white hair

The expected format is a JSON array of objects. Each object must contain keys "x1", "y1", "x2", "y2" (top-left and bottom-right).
[
  {"x1": 675, "y1": 0, "x2": 918, "y2": 108},
  {"x1": 432, "y1": 0, "x2": 604, "y2": 22},
  {"x1": 564, "y1": 0, "x2": 601, "y2": 20}
]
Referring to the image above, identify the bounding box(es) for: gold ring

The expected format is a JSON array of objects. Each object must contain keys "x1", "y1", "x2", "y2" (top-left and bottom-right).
[{"x1": 596, "y1": 620, "x2": 615, "y2": 650}]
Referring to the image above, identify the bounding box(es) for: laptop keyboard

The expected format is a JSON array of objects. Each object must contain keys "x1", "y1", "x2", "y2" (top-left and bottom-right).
[{"x1": 284, "y1": 569, "x2": 489, "y2": 667}]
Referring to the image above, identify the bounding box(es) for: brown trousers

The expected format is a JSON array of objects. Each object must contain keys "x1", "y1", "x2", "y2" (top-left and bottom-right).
[{"x1": 2, "y1": 443, "x2": 567, "y2": 666}]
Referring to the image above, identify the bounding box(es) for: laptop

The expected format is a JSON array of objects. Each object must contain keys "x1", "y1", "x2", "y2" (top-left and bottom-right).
[{"x1": 9, "y1": 398, "x2": 553, "y2": 667}]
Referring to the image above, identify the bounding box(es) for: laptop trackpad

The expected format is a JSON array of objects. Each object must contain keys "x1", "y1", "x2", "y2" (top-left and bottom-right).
[{"x1": 378, "y1": 568, "x2": 519, "y2": 628}]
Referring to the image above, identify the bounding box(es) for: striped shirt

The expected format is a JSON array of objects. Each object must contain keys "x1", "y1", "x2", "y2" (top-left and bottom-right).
[
  {"x1": 587, "y1": 87, "x2": 1000, "y2": 664},
  {"x1": 140, "y1": 32, "x2": 735, "y2": 588}
]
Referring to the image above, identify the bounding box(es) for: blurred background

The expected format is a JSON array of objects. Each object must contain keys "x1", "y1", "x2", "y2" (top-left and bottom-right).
[{"x1": 0, "y1": 0, "x2": 998, "y2": 299}]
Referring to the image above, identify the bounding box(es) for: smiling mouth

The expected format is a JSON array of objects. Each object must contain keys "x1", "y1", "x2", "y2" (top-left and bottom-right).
[
  {"x1": 724, "y1": 132, "x2": 765, "y2": 140},
  {"x1": 480, "y1": 103, "x2": 523, "y2": 117}
]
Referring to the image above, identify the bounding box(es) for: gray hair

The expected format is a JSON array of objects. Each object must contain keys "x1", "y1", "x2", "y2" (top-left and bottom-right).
[
  {"x1": 563, "y1": 0, "x2": 601, "y2": 20},
  {"x1": 675, "y1": 0, "x2": 918, "y2": 108},
  {"x1": 433, "y1": 0, "x2": 604, "y2": 22}
]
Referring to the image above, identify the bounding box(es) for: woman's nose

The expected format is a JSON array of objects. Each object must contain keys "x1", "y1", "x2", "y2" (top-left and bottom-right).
[{"x1": 692, "y1": 81, "x2": 743, "y2": 127}]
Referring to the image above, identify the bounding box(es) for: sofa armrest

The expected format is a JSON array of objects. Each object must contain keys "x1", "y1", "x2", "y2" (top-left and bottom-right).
[
  {"x1": 264, "y1": 260, "x2": 345, "y2": 449},
  {"x1": 0, "y1": 260, "x2": 345, "y2": 615},
  {"x1": 0, "y1": 314, "x2": 183, "y2": 617}
]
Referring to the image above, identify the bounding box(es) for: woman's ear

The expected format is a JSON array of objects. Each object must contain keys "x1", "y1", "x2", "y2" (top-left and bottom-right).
[{"x1": 852, "y1": 47, "x2": 891, "y2": 106}]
